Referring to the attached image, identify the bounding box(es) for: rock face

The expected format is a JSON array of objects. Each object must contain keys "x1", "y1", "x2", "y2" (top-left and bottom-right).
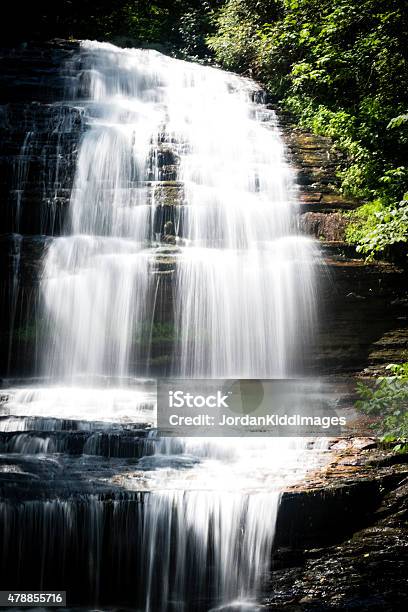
[
  {"x1": 0, "y1": 42, "x2": 184, "y2": 377},
  {"x1": 0, "y1": 41, "x2": 83, "y2": 375},
  {"x1": 278, "y1": 112, "x2": 408, "y2": 376},
  {"x1": 0, "y1": 43, "x2": 406, "y2": 378},
  {"x1": 266, "y1": 444, "x2": 408, "y2": 611},
  {"x1": 313, "y1": 248, "x2": 408, "y2": 375},
  {"x1": 300, "y1": 211, "x2": 349, "y2": 242},
  {"x1": 278, "y1": 111, "x2": 358, "y2": 238},
  {"x1": 0, "y1": 41, "x2": 83, "y2": 236}
]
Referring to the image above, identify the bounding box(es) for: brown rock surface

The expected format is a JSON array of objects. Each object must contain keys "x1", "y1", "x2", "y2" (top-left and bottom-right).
[{"x1": 267, "y1": 443, "x2": 408, "y2": 611}]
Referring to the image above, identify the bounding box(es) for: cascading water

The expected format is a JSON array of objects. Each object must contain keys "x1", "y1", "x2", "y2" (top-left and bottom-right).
[
  {"x1": 39, "y1": 41, "x2": 318, "y2": 380},
  {"x1": 0, "y1": 41, "x2": 327, "y2": 611},
  {"x1": 169, "y1": 66, "x2": 318, "y2": 378}
]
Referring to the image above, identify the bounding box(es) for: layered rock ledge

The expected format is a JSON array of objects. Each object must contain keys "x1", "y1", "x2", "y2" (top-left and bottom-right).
[
  {"x1": 277, "y1": 112, "x2": 408, "y2": 376},
  {"x1": 268, "y1": 440, "x2": 408, "y2": 611}
]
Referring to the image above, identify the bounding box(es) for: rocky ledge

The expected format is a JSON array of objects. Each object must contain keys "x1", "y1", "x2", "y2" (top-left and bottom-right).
[
  {"x1": 277, "y1": 110, "x2": 358, "y2": 242},
  {"x1": 276, "y1": 112, "x2": 408, "y2": 376},
  {"x1": 267, "y1": 440, "x2": 408, "y2": 611}
]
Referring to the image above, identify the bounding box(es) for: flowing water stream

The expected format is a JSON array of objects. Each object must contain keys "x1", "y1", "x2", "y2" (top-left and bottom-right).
[{"x1": 0, "y1": 41, "x2": 328, "y2": 610}]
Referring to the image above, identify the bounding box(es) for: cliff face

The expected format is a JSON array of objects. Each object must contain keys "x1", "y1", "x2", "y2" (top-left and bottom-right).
[
  {"x1": 0, "y1": 42, "x2": 406, "y2": 611},
  {"x1": 0, "y1": 41, "x2": 83, "y2": 375},
  {"x1": 0, "y1": 41, "x2": 175, "y2": 376},
  {"x1": 269, "y1": 441, "x2": 408, "y2": 611},
  {"x1": 279, "y1": 112, "x2": 408, "y2": 375},
  {"x1": 0, "y1": 42, "x2": 406, "y2": 378},
  {"x1": 279, "y1": 113, "x2": 355, "y2": 240},
  {"x1": 0, "y1": 41, "x2": 83, "y2": 236}
]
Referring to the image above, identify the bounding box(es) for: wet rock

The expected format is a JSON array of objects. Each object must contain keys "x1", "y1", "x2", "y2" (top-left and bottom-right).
[
  {"x1": 310, "y1": 254, "x2": 408, "y2": 375},
  {"x1": 276, "y1": 111, "x2": 408, "y2": 377},
  {"x1": 329, "y1": 438, "x2": 377, "y2": 452},
  {"x1": 272, "y1": 547, "x2": 305, "y2": 569},
  {"x1": 263, "y1": 449, "x2": 408, "y2": 611},
  {"x1": 275, "y1": 479, "x2": 382, "y2": 548},
  {"x1": 0, "y1": 429, "x2": 156, "y2": 458},
  {"x1": 278, "y1": 117, "x2": 345, "y2": 200},
  {"x1": 300, "y1": 212, "x2": 349, "y2": 241},
  {"x1": 162, "y1": 220, "x2": 176, "y2": 244},
  {"x1": 367, "y1": 451, "x2": 408, "y2": 468}
]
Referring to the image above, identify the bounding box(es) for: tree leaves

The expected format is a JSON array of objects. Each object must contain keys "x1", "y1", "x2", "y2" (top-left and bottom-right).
[
  {"x1": 210, "y1": 0, "x2": 408, "y2": 261},
  {"x1": 355, "y1": 363, "x2": 408, "y2": 450}
]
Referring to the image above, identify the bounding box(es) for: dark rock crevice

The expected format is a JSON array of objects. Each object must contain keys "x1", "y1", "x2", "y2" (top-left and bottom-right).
[{"x1": 267, "y1": 445, "x2": 408, "y2": 611}]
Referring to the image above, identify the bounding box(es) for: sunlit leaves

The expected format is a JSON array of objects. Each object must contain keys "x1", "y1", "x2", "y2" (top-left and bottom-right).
[
  {"x1": 387, "y1": 113, "x2": 408, "y2": 129},
  {"x1": 355, "y1": 363, "x2": 408, "y2": 450},
  {"x1": 210, "y1": 0, "x2": 408, "y2": 261}
]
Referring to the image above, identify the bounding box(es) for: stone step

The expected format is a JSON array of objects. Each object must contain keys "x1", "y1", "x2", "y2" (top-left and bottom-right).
[
  {"x1": 299, "y1": 212, "x2": 350, "y2": 241},
  {"x1": 0, "y1": 453, "x2": 146, "y2": 501},
  {"x1": 0, "y1": 414, "x2": 152, "y2": 434},
  {"x1": 0, "y1": 429, "x2": 155, "y2": 458}
]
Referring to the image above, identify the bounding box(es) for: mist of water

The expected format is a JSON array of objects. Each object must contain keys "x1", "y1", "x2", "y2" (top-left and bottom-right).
[
  {"x1": 2, "y1": 41, "x2": 324, "y2": 610},
  {"x1": 39, "y1": 40, "x2": 318, "y2": 381}
]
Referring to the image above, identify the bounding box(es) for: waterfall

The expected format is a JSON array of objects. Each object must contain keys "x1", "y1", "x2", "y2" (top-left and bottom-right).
[
  {"x1": 40, "y1": 40, "x2": 318, "y2": 380},
  {"x1": 1, "y1": 41, "x2": 324, "y2": 610}
]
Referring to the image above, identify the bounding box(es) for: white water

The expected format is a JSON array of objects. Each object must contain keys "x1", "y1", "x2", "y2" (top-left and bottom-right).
[
  {"x1": 39, "y1": 40, "x2": 318, "y2": 380},
  {"x1": 1, "y1": 41, "x2": 326, "y2": 610}
]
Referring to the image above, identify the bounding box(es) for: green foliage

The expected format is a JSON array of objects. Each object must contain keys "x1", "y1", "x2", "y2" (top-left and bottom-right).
[
  {"x1": 134, "y1": 322, "x2": 175, "y2": 345},
  {"x1": 346, "y1": 196, "x2": 408, "y2": 260},
  {"x1": 387, "y1": 113, "x2": 408, "y2": 131},
  {"x1": 8, "y1": 1, "x2": 408, "y2": 260},
  {"x1": 355, "y1": 364, "x2": 408, "y2": 452},
  {"x1": 177, "y1": 3, "x2": 217, "y2": 61},
  {"x1": 207, "y1": 1, "x2": 282, "y2": 71},
  {"x1": 209, "y1": 0, "x2": 408, "y2": 261},
  {"x1": 8, "y1": 1, "x2": 219, "y2": 58}
]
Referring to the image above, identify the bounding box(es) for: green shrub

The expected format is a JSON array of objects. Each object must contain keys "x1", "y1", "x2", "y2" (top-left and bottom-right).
[
  {"x1": 209, "y1": 0, "x2": 408, "y2": 262},
  {"x1": 346, "y1": 196, "x2": 408, "y2": 260},
  {"x1": 355, "y1": 363, "x2": 408, "y2": 452}
]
